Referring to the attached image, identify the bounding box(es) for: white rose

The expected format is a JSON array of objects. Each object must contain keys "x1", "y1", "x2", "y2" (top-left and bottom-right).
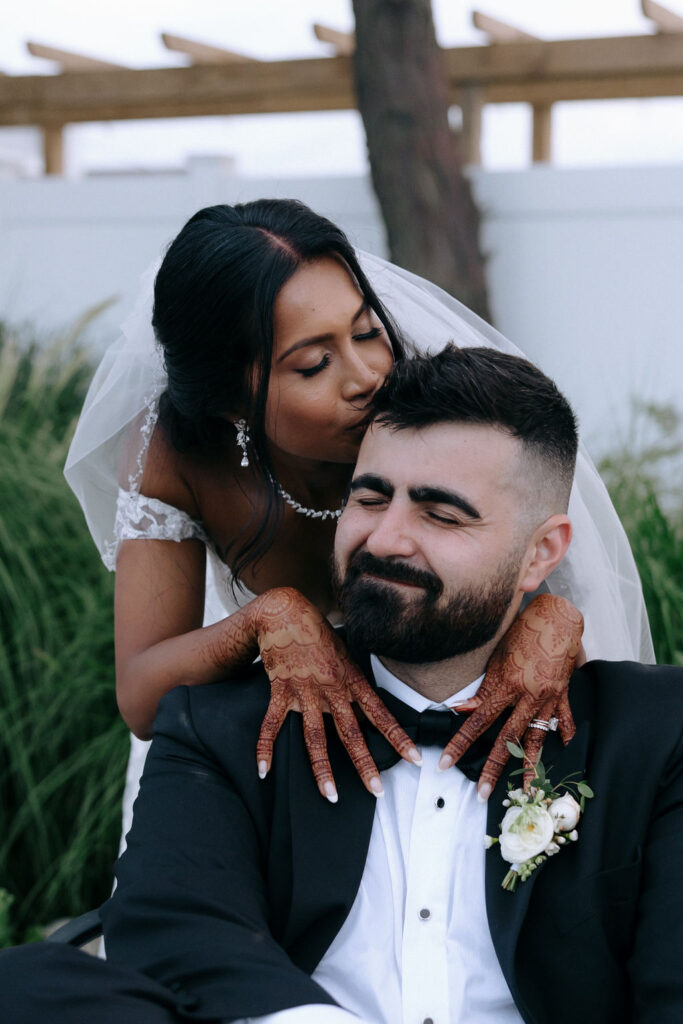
[
  {"x1": 549, "y1": 793, "x2": 581, "y2": 833},
  {"x1": 499, "y1": 804, "x2": 555, "y2": 864},
  {"x1": 508, "y1": 788, "x2": 527, "y2": 804}
]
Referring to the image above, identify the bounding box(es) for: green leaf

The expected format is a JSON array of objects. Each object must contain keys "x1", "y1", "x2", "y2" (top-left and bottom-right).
[
  {"x1": 577, "y1": 782, "x2": 594, "y2": 798},
  {"x1": 506, "y1": 740, "x2": 525, "y2": 759}
]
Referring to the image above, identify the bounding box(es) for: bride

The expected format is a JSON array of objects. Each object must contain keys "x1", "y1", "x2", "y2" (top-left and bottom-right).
[{"x1": 64, "y1": 199, "x2": 653, "y2": 836}]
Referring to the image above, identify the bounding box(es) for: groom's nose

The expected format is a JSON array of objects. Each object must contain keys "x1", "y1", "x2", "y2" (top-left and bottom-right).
[{"x1": 364, "y1": 501, "x2": 418, "y2": 560}]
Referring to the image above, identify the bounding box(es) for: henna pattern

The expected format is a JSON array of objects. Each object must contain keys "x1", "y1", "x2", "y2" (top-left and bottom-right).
[
  {"x1": 441, "y1": 594, "x2": 584, "y2": 797},
  {"x1": 207, "y1": 589, "x2": 582, "y2": 803},
  {"x1": 246, "y1": 589, "x2": 418, "y2": 801}
]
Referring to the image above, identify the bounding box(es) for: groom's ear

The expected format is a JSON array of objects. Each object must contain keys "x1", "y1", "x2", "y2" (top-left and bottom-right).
[{"x1": 519, "y1": 514, "x2": 572, "y2": 593}]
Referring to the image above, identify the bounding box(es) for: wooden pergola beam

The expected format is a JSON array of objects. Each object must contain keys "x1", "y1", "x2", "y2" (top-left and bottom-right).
[
  {"x1": 313, "y1": 24, "x2": 355, "y2": 56},
  {"x1": 42, "y1": 123, "x2": 64, "y2": 174},
  {"x1": 471, "y1": 10, "x2": 539, "y2": 43},
  {"x1": 161, "y1": 32, "x2": 258, "y2": 64},
  {"x1": 26, "y1": 41, "x2": 125, "y2": 71},
  {"x1": 641, "y1": 0, "x2": 683, "y2": 33},
  {"x1": 1, "y1": 34, "x2": 682, "y2": 127},
  {"x1": 471, "y1": 11, "x2": 551, "y2": 163}
]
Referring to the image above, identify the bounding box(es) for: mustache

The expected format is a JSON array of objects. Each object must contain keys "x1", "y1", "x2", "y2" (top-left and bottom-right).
[{"x1": 343, "y1": 550, "x2": 443, "y2": 598}]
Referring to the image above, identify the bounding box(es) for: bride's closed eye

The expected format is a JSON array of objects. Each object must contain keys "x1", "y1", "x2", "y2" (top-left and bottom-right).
[
  {"x1": 298, "y1": 355, "x2": 331, "y2": 378},
  {"x1": 352, "y1": 327, "x2": 383, "y2": 342}
]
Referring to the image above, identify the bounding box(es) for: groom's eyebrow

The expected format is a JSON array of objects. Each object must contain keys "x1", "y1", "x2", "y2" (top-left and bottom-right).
[
  {"x1": 349, "y1": 473, "x2": 394, "y2": 498},
  {"x1": 409, "y1": 486, "x2": 481, "y2": 521}
]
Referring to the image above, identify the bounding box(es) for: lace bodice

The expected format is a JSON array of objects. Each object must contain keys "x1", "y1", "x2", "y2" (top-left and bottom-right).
[{"x1": 110, "y1": 487, "x2": 254, "y2": 620}]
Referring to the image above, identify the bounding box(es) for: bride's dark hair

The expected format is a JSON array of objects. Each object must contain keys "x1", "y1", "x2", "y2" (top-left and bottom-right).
[{"x1": 152, "y1": 198, "x2": 404, "y2": 585}]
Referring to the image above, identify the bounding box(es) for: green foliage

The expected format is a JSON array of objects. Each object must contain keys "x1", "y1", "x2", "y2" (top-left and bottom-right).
[
  {"x1": 506, "y1": 740, "x2": 525, "y2": 760},
  {"x1": 0, "y1": 325, "x2": 127, "y2": 944},
  {"x1": 0, "y1": 888, "x2": 14, "y2": 948},
  {"x1": 599, "y1": 401, "x2": 683, "y2": 665}
]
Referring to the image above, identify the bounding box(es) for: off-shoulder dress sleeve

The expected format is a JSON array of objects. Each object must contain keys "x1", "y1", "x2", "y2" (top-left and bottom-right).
[{"x1": 104, "y1": 487, "x2": 209, "y2": 571}]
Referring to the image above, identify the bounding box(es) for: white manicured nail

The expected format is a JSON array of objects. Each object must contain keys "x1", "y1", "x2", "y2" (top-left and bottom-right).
[
  {"x1": 258, "y1": 761, "x2": 268, "y2": 779},
  {"x1": 324, "y1": 782, "x2": 338, "y2": 804},
  {"x1": 369, "y1": 777, "x2": 384, "y2": 798}
]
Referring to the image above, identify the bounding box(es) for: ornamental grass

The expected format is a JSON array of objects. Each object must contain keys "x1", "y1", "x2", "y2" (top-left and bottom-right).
[
  {"x1": 599, "y1": 402, "x2": 683, "y2": 667},
  {"x1": 0, "y1": 320, "x2": 127, "y2": 945}
]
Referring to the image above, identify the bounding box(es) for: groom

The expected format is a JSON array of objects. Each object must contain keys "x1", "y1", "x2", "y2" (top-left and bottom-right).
[{"x1": 2, "y1": 347, "x2": 682, "y2": 1024}]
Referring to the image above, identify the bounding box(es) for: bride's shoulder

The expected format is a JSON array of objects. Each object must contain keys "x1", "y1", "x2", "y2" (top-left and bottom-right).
[{"x1": 139, "y1": 422, "x2": 201, "y2": 518}]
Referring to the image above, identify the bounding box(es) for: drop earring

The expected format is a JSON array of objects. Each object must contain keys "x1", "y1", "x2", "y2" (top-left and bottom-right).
[{"x1": 234, "y1": 419, "x2": 250, "y2": 468}]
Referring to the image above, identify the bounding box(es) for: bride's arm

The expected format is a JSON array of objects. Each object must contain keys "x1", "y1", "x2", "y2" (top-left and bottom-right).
[
  {"x1": 115, "y1": 540, "x2": 418, "y2": 801},
  {"x1": 114, "y1": 535, "x2": 245, "y2": 737}
]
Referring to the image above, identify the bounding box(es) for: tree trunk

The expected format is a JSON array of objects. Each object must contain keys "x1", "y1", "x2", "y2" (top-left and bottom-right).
[{"x1": 351, "y1": 0, "x2": 491, "y2": 321}]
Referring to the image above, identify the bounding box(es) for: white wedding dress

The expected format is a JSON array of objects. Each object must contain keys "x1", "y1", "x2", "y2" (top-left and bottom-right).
[{"x1": 65, "y1": 251, "x2": 655, "y2": 846}]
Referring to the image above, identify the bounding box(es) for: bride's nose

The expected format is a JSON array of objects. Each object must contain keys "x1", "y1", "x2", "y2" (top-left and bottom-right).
[{"x1": 341, "y1": 353, "x2": 382, "y2": 403}]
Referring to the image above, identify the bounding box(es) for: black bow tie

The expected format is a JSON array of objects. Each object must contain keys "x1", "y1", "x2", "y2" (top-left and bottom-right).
[{"x1": 363, "y1": 687, "x2": 502, "y2": 783}]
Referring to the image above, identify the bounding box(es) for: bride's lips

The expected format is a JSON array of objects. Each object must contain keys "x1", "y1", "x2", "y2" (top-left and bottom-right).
[{"x1": 345, "y1": 407, "x2": 374, "y2": 432}]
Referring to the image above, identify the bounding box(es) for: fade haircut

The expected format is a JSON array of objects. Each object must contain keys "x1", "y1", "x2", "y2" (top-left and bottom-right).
[{"x1": 370, "y1": 345, "x2": 578, "y2": 519}]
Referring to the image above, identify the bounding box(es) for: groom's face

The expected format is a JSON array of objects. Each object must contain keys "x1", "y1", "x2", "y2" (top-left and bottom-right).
[{"x1": 333, "y1": 421, "x2": 534, "y2": 662}]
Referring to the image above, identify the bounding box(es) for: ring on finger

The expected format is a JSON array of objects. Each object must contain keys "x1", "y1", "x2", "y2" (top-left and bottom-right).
[{"x1": 529, "y1": 716, "x2": 559, "y2": 733}]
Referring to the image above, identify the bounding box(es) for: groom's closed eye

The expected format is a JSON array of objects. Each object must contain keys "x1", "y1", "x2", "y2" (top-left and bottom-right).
[
  {"x1": 409, "y1": 486, "x2": 481, "y2": 522},
  {"x1": 350, "y1": 474, "x2": 394, "y2": 499}
]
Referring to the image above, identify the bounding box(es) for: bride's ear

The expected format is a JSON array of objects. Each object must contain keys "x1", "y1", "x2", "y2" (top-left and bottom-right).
[{"x1": 519, "y1": 515, "x2": 572, "y2": 593}]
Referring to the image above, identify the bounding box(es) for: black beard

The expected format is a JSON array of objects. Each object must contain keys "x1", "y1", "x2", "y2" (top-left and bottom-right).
[{"x1": 335, "y1": 550, "x2": 518, "y2": 664}]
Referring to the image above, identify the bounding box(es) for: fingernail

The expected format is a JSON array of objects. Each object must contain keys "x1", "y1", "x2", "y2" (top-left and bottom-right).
[
  {"x1": 477, "y1": 783, "x2": 492, "y2": 804},
  {"x1": 258, "y1": 760, "x2": 268, "y2": 779},
  {"x1": 407, "y1": 747, "x2": 423, "y2": 767},
  {"x1": 323, "y1": 782, "x2": 338, "y2": 804},
  {"x1": 369, "y1": 777, "x2": 384, "y2": 798},
  {"x1": 438, "y1": 754, "x2": 454, "y2": 772}
]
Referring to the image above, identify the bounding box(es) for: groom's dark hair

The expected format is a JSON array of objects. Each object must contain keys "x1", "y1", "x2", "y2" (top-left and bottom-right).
[{"x1": 370, "y1": 345, "x2": 578, "y2": 516}]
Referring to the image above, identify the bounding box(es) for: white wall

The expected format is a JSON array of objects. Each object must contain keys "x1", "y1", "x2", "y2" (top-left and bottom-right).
[
  {"x1": 474, "y1": 166, "x2": 683, "y2": 454},
  {"x1": 1, "y1": 159, "x2": 681, "y2": 454}
]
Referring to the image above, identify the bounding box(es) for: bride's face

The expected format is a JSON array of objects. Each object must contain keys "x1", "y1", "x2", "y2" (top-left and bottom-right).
[{"x1": 265, "y1": 257, "x2": 394, "y2": 465}]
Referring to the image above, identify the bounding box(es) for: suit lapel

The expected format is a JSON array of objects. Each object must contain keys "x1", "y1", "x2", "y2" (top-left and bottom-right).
[
  {"x1": 283, "y1": 714, "x2": 377, "y2": 973},
  {"x1": 485, "y1": 673, "x2": 594, "y2": 1018}
]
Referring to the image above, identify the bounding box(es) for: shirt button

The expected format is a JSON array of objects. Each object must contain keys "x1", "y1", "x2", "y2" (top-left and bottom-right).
[
  {"x1": 419, "y1": 907, "x2": 431, "y2": 921},
  {"x1": 435, "y1": 796, "x2": 445, "y2": 809},
  {"x1": 423, "y1": 1018, "x2": 435, "y2": 1024}
]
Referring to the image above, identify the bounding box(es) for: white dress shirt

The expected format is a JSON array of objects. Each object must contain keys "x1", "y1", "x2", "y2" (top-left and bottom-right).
[{"x1": 242, "y1": 658, "x2": 524, "y2": 1024}]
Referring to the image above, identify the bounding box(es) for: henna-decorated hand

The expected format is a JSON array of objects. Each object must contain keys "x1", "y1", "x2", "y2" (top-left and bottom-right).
[
  {"x1": 438, "y1": 594, "x2": 584, "y2": 799},
  {"x1": 251, "y1": 588, "x2": 421, "y2": 802}
]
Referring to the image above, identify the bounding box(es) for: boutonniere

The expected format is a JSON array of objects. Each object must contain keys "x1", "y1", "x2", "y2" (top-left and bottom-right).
[{"x1": 485, "y1": 740, "x2": 594, "y2": 892}]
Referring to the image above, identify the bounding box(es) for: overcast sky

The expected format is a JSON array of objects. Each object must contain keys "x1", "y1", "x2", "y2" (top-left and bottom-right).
[{"x1": 1, "y1": 0, "x2": 682, "y2": 175}]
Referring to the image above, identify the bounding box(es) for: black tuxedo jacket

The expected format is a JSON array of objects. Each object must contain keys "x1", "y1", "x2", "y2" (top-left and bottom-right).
[{"x1": 102, "y1": 660, "x2": 683, "y2": 1024}]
